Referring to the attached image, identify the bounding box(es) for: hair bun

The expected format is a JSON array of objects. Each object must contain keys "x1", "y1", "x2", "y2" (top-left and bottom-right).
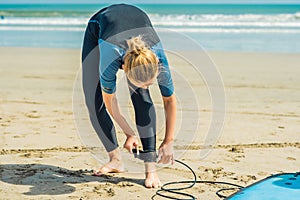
[
  {"x1": 130, "y1": 48, "x2": 143, "y2": 56},
  {"x1": 127, "y1": 35, "x2": 148, "y2": 56}
]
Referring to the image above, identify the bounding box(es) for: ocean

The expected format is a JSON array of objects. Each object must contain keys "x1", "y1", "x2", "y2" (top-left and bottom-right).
[{"x1": 0, "y1": 3, "x2": 300, "y2": 53}]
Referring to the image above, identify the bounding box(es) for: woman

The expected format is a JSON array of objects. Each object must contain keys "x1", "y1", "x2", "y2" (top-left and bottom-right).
[{"x1": 81, "y1": 4, "x2": 176, "y2": 188}]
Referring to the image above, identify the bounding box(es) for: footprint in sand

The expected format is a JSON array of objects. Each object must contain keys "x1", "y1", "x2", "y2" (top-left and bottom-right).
[
  {"x1": 24, "y1": 111, "x2": 41, "y2": 118},
  {"x1": 286, "y1": 157, "x2": 296, "y2": 161}
]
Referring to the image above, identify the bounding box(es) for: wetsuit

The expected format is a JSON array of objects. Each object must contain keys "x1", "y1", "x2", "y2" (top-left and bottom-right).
[{"x1": 81, "y1": 4, "x2": 174, "y2": 159}]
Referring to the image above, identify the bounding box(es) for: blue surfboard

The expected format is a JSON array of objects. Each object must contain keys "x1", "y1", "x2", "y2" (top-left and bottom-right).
[{"x1": 227, "y1": 173, "x2": 300, "y2": 200}]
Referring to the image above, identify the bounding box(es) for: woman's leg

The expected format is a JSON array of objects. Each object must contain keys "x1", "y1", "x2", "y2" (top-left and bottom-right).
[
  {"x1": 127, "y1": 80, "x2": 162, "y2": 188},
  {"x1": 82, "y1": 21, "x2": 118, "y2": 153},
  {"x1": 127, "y1": 80, "x2": 156, "y2": 154},
  {"x1": 82, "y1": 22, "x2": 123, "y2": 174}
]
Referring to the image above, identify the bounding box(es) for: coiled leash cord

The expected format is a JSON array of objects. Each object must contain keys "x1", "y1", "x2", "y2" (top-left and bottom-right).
[{"x1": 152, "y1": 159, "x2": 244, "y2": 200}]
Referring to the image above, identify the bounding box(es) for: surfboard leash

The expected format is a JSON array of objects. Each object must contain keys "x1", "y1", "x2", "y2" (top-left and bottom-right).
[{"x1": 152, "y1": 159, "x2": 244, "y2": 200}]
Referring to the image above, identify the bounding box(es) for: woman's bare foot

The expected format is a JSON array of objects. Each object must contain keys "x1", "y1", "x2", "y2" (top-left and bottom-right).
[
  {"x1": 144, "y1": 162, "x2": 162, "y2": 188},
  {"x1": 93, "y1": 148, "x2": 125, "y2": 176}
]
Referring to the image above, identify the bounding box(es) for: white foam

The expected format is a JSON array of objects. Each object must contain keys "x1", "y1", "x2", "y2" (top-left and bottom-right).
[
  {"x1": 0, "y1": 17, "x2": 87, "y2": 25},
  {"x1": 0, "y1": 26, "x2": 84, "y2": 31},
  {"x1": 149, "y1": 13, "x2": 300, "y2": 23},
  {"x1": 1, "y1": 25, "x2": 300, "y2": 34},
  {"x1": 157, "y1": 28, "x2": 300, "y2": 34},
  {"x1": 1, "y1": 13, "x2": 300, "y2": 33},
  {"x1": 1, "y1": 13, "x2": 300, "y2": 28},
  {"x1": 149, "y1": 13, "x2": 300, "y2": 28},
  {"x1": 152, "y1": 21, "x2": 300, "y2": 28}
]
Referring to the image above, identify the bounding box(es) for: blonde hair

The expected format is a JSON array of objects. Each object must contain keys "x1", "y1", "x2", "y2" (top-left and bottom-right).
[{"x1": 123, "y1": 36, "x2": 158, "y2": 84}]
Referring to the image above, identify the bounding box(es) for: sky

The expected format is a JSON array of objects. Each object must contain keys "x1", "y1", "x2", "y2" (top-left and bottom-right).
[{"x1": 1, "y1": 0, "x2": 300, "y2": 4}]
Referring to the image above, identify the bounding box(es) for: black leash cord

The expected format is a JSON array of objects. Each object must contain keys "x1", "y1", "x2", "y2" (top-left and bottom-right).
[{"x1": 152, "y1": 159, "x2": 244, "y2": 200}]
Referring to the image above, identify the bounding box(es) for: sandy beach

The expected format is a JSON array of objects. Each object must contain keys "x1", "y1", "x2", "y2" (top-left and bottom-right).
[{"x1": 0, "y1": 47, "x2": 299, "y2": 199}]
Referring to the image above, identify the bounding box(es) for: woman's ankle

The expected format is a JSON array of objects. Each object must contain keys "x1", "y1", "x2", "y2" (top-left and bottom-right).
[
  {"x1": 108, "y1": 148, "x2": 122, "y2": 161},
  {"x1": 144, "y1": 162, "x2": 157, "y2": 173}
]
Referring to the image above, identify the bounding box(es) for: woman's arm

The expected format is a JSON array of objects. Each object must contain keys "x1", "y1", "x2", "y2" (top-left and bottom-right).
[
  {"x1": 102, "y1": 91, "x2": 139, "y2": 153},
  {"x1": 162, "y1": 94, "x2": 176, "y2": 143},
  {"x1": 158, "y1": 94, "x2": 176, "y2": 164},
  {"x1": 102, "y1": 91, "x2": 135, "y2": 137}
]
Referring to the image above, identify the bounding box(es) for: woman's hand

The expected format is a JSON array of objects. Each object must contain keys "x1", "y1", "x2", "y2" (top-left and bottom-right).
[
  {"x1": 157, "y1": 140, "x2": 174, "y2": 164},
  {"x1": 123, "y1": 135, "x2": 139, "y2": 153}
]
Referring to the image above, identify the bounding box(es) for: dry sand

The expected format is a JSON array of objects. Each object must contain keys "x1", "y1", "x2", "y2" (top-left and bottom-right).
[{"x1": 0, "y1": 47, "x2": 299, "y2": 199}]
